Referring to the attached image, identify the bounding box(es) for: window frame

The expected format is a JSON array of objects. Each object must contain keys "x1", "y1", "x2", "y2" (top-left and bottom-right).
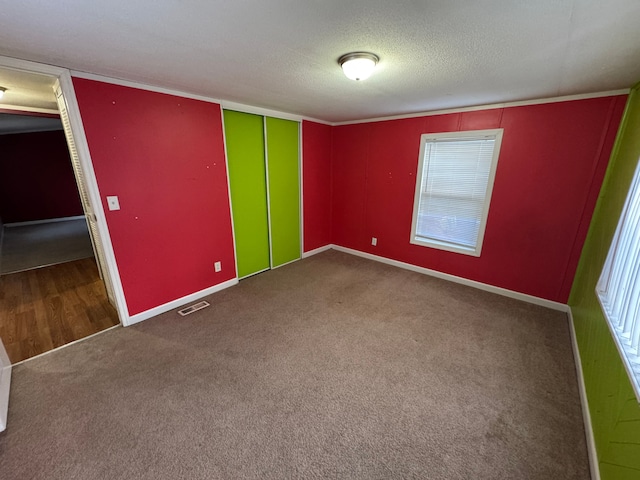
[
  {"x1": 410, "y1": 128, "x2": 504, "y2": 257},
  {"x1": 596, "y1": 157, "x2": 640, "y2": 403}
]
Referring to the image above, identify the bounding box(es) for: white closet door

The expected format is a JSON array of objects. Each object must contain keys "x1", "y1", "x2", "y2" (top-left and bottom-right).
[{"x1": 54, "y1": 83, "x2": 117, "y2": 308}]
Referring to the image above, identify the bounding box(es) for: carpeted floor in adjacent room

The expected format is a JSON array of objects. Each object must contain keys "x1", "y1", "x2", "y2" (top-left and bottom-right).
[
  {"x1": 0, "y1": 250, "x2": 589, "y2": 479},
  {"x1": 0, "y1": 217, "x2": 94, "y2": 274}
]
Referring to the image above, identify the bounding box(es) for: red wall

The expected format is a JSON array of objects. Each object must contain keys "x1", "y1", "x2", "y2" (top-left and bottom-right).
[
  {"x1": 302, "y1": 120, "x2": 332, "y2": 252},
  {"x1": 331, "y1": 96, "x2": 627, "y2": 303},
  {"x1": 73, "y1": 78, "x2": 236, "y2": 316},
  {"x1": 0, "y1": 130, "x2": 83, "y2": 223},
  {"x1": 70, "y1": 79, "x2": 625, "y2": 313}
]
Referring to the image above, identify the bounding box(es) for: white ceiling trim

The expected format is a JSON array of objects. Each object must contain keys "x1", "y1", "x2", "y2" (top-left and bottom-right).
[
  {"x1": 72, "y1": 70, "x2": 331, "y2": 125},
  {"x1": 333, "y1": 89, "x2": 631, "y2": 126},
  {"x1": 221, "y1": 100, "x2": 330, "y2": 125},
  {"x1": 71, "y1": 70, "x2": 223, "y2": 105},
  {"x1": 0, "y1": 55, "x2": 66, "y2": 77}
]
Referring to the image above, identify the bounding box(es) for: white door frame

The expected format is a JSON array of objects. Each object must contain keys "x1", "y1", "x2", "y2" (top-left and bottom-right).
[{"x1": 0, "y1": 55, "x2": 130, "y2": 325}]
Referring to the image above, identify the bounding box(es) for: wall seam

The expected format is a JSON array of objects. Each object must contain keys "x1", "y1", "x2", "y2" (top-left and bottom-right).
[{"x1": 558, "y1": 97, "x2": 620, "y2": 301}]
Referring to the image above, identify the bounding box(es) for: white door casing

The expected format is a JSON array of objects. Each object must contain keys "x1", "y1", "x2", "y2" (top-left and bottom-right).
[
  {"x1": 0, "y1": 340, "x2": 10, "y2": 432},
  {"x1": 52, "y1": 68, "x2": 129, "y2": 324}
]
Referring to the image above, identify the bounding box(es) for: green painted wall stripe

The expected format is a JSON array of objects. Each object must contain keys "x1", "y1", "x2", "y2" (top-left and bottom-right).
[
  {"x1": 265, "y1": 117, "x2": 301, "y2": 267},
  {"x1": 569, "y1": 88, "x2": 640, "y2": 479},
  {"x1": 223, "y1": 110, "x2": 270, "y2": 278}
]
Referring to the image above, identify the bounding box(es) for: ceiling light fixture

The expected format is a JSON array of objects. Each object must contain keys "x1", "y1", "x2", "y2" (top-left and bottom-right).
[
  {"x1": 0, "y1": 87, "x2": 6, "y2": 100},
  {"x1": 338, "y1": 52, "x2": 379, "y2": 81}
]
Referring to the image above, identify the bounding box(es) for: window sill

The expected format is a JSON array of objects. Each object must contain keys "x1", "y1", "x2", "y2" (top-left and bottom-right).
[{"x1": 410, "y1": 236, "x2": 481, "y2": 257}]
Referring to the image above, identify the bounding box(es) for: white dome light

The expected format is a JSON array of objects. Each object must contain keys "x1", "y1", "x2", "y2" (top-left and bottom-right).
[{"x1": 338, "y1": 52, "x2": 379, "y2": 81}]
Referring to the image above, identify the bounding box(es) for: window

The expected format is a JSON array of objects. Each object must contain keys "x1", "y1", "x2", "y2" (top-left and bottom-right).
[
  {"x1": 410, "y1": 129, "x2": 503, "y2": 256},
  {"x1": 596, "y1": 158, "x2": 640, "y2": 401}
]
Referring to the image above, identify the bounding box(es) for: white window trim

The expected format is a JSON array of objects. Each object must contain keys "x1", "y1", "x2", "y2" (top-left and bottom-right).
[
  {"x1": 410, "y1": 129, "x2": 503, "y2": 257},
  {"x1": 596, "y1": 157, "x2": 640, "y2": 403}
]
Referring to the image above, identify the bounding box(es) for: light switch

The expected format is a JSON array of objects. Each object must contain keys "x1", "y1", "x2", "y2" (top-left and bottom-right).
[
  {"x1": 371, "y1": 237, "x2": 377, "y2": 246},
  {"x1": 107, "y1": 196, "x2": 120, "y2": 211},
  {"x1": 214, "y1": 261, "x2": 222, "y2": 272}
]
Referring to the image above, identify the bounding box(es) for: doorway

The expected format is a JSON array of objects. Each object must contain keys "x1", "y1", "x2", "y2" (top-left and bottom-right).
[{"x1": 0, "y1": 66, "x2": 121, "y2": 363}]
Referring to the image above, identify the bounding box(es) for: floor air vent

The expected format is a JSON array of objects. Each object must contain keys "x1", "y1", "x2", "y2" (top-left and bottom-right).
[{"x1": 178, "y1": 301, "x2": 210, "y2": 316}]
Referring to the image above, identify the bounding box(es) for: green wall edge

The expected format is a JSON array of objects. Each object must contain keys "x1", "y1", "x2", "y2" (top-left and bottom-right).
[{"x1": 569, "y1": 86, "x2": 640, "y2": 479}]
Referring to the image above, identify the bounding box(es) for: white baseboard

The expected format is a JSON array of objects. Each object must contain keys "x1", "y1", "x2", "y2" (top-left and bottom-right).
[
  {"x1": 0, "y1": 338, "x2": 12, "y2": 432},
  {"x1": 332, "y1": 245, "x2": 570, "y2": 312},
  {"x1": 4, "y1": 215, "x2": 86, "y2": 228},
  {"x1": 567, "y1": 308, "x2": 600, "y2": 480},
  {"x1": 302, "y1": 244, "x2": 332, "y2": 258},
  {"x1": 126, "y1": 278, "x2": 239, "y2": 326}
]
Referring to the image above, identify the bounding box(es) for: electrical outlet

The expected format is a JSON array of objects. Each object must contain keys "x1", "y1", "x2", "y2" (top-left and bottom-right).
[
  {"x1": 214, "y1": 261, "x2": 222, "y2": 272},
  {"x1": 371, "y1": 237, "x2": 377, "y2": 246}
]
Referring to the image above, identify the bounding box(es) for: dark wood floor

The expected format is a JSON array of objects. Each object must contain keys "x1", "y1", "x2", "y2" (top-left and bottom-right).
[{"x1": 0, "y1": 258, "x2": 120, "y2": 363}]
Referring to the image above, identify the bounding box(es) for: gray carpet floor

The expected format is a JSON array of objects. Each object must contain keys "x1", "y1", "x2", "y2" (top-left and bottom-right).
[
  {"x1": 0, "y1": 218, "x2": 94, "y2": 274},
  {"x1": 0, "y1": 250, "x2": 589, "y2": 479}
]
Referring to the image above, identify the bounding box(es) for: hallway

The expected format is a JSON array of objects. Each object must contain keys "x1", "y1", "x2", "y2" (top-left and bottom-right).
[
  {"x1": 0, "y1": 257, "x2": 119, "y2": 363},
  {"x1": 0, "y1": 218, "x2": 118, "y2": 363}
]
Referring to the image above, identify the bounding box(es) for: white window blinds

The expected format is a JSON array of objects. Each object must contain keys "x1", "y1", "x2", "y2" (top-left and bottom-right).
[
  {"x1": 597, "y1": 158, "x2": 640, "y2": 401},
  {"x1": 410, "y1": 130, "x2": 502, "y2": 256}
]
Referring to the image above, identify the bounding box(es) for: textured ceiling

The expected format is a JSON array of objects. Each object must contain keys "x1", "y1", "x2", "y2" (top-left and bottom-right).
[
  {"x1": 0, "y1": 68, "x2": 57, "y2": 112},
  {"x1": 0, "y1": 1, "x2": 639, "y2": 122}
]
